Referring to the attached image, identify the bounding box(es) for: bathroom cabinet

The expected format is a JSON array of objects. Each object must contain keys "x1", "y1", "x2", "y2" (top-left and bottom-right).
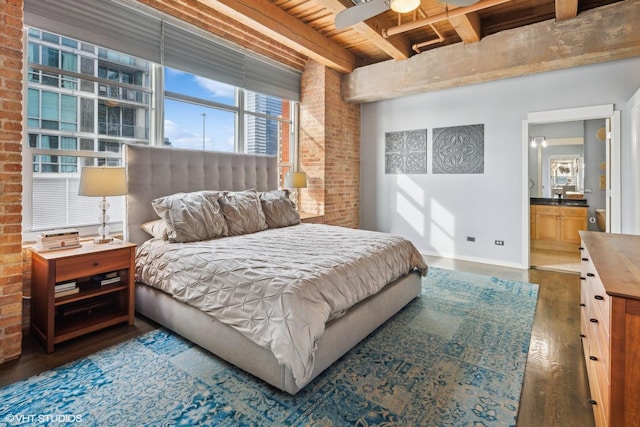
[{"x1": 532, "y1": 205, "x2": 587, "y2": 252}]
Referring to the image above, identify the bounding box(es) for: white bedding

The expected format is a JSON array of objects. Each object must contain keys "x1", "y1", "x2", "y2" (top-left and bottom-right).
[{"x1": 135, "y1": 223, "x2": 427, "y2": 387}]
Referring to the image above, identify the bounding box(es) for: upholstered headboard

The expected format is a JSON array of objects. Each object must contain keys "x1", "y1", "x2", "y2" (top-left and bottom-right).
[{"x1": 124, "y1": 144, "x2": 278, "y2": 245}]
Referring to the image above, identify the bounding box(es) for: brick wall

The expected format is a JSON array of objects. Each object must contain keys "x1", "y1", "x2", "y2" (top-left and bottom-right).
[
  {"x1": 0, "y1": 0, "x2": 24, "y2": 364},
  {"x1": 299, "y1": 60, "x2": 326, "y2": 217},
  {"x1": 324, "y1": 65, "x2": 360, "y2": 228},
  {"x1": 299, "y1": 60, "x2": 360, "y2": 228}
]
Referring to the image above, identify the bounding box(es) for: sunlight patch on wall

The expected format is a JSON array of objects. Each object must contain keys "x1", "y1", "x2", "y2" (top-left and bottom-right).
[
  {"x1": 396, "y1": 192, "x2": 424, "y2": 236},
  {"x1": 395, "y1": 175, "x2": 425, "y2": 236},
  {"x1": 430, "y1": 198, "x2": 455, "y2": 255}
]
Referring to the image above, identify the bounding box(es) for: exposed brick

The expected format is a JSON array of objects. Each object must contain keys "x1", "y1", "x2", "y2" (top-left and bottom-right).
[
  {"x1": 0, "y1": 283, "x2": 22, "y2": 296},
  {"x1": 0, "y1": 0, "x2": 23, "y2": 365},
  {"x1": 0, "y1": 298, "x2": 22, "y2": 314}
]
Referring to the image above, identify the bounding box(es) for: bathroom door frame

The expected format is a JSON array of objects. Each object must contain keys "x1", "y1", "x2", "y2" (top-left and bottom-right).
[{"x1": 521, "y1": 104, "x2": 621, "y2": 269}]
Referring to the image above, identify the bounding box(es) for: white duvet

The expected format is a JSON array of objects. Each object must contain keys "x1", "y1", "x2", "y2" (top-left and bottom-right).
[{"x1": 135, "y1": 223, "x2": 428, "y2": 387}]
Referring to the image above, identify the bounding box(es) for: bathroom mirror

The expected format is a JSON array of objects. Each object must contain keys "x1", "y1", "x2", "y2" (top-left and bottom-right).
[
  {"x1": 548, "y1": 154, "x2": 583, "y2": 197},
  {"x1": 528, "y1": 122, "x2": 585, "y2": 198}
]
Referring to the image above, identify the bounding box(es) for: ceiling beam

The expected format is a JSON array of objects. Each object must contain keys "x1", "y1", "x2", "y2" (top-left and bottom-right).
[
  {"x1": 448, "y1": 12, "x2": 481, "y2": 44},
  {"x1": 343, "y1": 1, "x2": 640, "y2": 103},
  {"x1": 199, "y1": 0, "x2": 356, "y2": 73},
  {"x1": 383, "y1": 0, "x2": 510, "y2": 38},
  {"x1": 555, "y1": 0, "x2": 578, "y2": 21},
  {"x1": 315, "y1": 0, "x2": 412, "y2": 60}
]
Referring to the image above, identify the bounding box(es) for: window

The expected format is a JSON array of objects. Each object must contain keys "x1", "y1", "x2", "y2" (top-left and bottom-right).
[
  {"x1": 164, "y1": 68, "x2": 297, "y2": 186},
  {"x1": 24, "y1": 28, "x2": 152, "y2": 240},
  {"x1": 23, "y1": 26, "x2": 299, "y2": 241}
]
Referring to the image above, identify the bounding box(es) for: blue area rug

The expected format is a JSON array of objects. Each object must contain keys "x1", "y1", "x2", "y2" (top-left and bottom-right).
[{"x1": 0, "y1": 268, "x2": 538, "y2": 426}]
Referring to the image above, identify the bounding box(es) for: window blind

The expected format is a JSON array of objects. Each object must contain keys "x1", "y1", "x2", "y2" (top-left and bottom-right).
[
  {"x1": 24, "y1": 0, "x2": 301, "y2": 101},
  {"x1": 24, "y1": 0, "x2": 163, "y2": 64}
]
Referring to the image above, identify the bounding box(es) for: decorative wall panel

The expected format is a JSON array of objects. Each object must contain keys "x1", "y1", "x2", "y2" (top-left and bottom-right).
[
  {"x1": 385, "y1": 129, "x2": 427, "y2": 174},
  {"x1": 433, "y1": 124, "x2": 484, "y2": 174}
]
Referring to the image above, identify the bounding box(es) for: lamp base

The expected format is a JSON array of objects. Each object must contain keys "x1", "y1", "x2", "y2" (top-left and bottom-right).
[{"x1": 93, "y1": 237, "x2": 113, "y2": 244}]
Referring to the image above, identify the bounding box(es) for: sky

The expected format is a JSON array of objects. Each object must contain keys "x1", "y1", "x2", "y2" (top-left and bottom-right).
[{"x1": 163, "y1": 68, "x2": 236, "y2": 152}]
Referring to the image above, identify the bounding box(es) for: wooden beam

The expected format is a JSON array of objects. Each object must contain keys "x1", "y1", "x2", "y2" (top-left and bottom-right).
[
  {"x1": 383, "y1": 0, "x2": 510, "y2": 38},
  {"x1": 448, "y1": 11, "x2": 481, "y2": 44},
  {"x1": 315, "y1": 0, "x2": 412, "y2": 60},
  {"x1": 343, "y1": 1, "x2": 640, "y2": 103},
  {"x1": 200, "y1": 0, "x2": 356, "y2": 73},
  {"x1": 556, "y1": 0, "x2": 578, "y2": 21}
]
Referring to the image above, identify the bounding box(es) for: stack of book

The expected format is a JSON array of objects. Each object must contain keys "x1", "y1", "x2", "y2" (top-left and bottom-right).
[
  {"x1": 91, "y1": 271, "x2": 121, "y2": 286},
  {"x1": 55, "y1": 281, "x2": 79, "y2": 298},
  {"x1": 35, "y1": 228, "x2": 81, "y2": 252}
]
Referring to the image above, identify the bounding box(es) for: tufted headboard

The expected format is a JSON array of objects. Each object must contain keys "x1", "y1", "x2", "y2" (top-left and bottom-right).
[{"x1": 124, "y1": 144, "x2": 278, "y2": 245}]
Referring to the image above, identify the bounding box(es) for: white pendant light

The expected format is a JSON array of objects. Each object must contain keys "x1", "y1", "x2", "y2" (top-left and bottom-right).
[{"x1": 390, "y1": 0, "x2": 421, "y2": 13}]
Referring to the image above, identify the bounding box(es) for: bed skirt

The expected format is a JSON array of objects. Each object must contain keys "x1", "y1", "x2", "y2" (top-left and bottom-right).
[{"x1": 135, "y1": 270, "x2": 423, "y2": 394}]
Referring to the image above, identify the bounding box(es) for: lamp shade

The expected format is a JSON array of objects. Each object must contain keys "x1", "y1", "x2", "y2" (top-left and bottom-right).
[
  {"x1": 78, "y1": 166, "x2": 128, "y2": 197},
  {"x1": 284, "y1": 171, "x2": 307, "y2": 189}
]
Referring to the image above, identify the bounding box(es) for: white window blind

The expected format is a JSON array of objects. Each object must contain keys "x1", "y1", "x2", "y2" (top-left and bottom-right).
[
  {"x1": 31, "y1": 175, "x2": 124, "y2": 231},
  {"x1": 24, "y1": 0, "x2": 301, "y2": 101}
]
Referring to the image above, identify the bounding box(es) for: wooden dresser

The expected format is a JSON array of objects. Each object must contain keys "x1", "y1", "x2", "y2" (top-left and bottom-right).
[{"x1": 579, "y1": 231, "x2": 640, "y2": 427}]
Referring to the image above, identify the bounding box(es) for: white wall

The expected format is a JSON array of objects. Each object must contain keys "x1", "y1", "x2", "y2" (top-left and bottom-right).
[
  {"x1": 626, "y1": 87, "x2": 640, "y2": 235},
  {"x1": 360, "y1": 57, "x2": 640, "y2": 268}
]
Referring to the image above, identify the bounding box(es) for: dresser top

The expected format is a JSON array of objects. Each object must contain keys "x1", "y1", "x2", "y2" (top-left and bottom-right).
[{"x1": 580, "y1": 231, "x2": 640, "y2": 300}]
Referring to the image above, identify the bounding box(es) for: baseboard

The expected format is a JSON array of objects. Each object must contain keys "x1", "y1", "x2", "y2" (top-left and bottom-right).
[{"x1": 419, "y1": 250, "x2": 527, "y2": 270}]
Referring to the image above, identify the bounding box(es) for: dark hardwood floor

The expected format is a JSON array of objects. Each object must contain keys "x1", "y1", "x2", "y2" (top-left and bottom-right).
[{"x1": 0, "y1": 257, "x2": 594, "y2": 426}]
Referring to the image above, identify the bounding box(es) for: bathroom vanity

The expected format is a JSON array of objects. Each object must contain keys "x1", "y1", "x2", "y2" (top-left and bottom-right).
[{"x1": 530, "y1": 198, "x2": 588, "y2": 252}]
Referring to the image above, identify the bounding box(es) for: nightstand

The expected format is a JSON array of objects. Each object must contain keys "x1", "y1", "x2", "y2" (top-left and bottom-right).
[
  {"x1": 30, "y1": 241, "x2": 136, "y2": 353},
  {"x1": 300, "y1": 212, "x2": 324, "y2": 224}
]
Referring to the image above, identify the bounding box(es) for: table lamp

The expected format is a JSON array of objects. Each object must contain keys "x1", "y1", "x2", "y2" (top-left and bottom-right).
[
  {"x1": 284, "y1": 171, "x2": 307, "y2": 209},
  {"x1": 78, "y1": 166, "x2": 128, "y2": 243}
]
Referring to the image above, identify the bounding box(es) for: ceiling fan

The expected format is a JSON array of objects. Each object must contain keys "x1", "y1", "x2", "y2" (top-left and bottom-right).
[{"x1": 335, "y1": 0, "x2": 481, "y2": 30}]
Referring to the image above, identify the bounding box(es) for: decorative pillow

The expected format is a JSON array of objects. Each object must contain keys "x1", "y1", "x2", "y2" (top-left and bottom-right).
[
  {"x1": 140, "y1": 219, "x2": 170, "y2": 240},
  {"x1": 218, "y1": 190, "x2": 268, "y2": 235},
  {"x1": 259, "y1": 190, "x2": 300, "y2": 228},
  {"x1": 151, "y1": 190, "x2": 228, "y2": 243}
]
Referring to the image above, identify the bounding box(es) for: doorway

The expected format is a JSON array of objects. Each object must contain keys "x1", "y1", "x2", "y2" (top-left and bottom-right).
[{"x1": 521, "y1": 104, "x2": 621, "y2": 272}]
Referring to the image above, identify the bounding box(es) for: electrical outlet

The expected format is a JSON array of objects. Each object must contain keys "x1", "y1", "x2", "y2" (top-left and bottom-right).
[
  {"x1": 466, "y1": 236, "x2": 475, "y2": 242},
  {"x1": 495, "y1": 240, "x2": 504, "y2": 246}
]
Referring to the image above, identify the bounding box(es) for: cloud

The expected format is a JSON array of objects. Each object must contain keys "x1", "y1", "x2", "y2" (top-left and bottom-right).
[
  {"x1": 164, "y1": 119, "x2": 205, "y2": 150},
  {"x1": 194, "y1": 76, "x2": 236, "y2": 99}
]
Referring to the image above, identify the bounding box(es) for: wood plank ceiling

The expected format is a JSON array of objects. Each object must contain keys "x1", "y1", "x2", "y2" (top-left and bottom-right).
[{"x1": 203, "y1": 0, "x2": 624, "y2": 74}]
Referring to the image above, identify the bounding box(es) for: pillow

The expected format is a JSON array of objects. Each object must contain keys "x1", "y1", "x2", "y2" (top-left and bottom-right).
[
  {"x1": 151, "y1": 190, "x2": 228, "y2": 243},
  {"x1": 259, "y1": 190, "x2": 300, "y2": 228},
  {"x1": 140, "y1": 219, "x2": 170, "y2": 240},
  {"x1": 218, "y1": 190, "x2": 268, "y2": 235}
]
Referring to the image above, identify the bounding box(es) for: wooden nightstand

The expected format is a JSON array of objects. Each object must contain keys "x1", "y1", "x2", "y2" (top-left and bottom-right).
[
  {"x1": 30, "y1": 241, "x2": 136, "y2": 353},
  {"x1": 300, "y1": 212, "x2": 324, "y2": 224}
]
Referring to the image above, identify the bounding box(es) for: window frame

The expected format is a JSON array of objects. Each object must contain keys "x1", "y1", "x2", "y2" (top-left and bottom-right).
[{"x1": 22, "y1": 27, "x2": 300, "y2": 243}]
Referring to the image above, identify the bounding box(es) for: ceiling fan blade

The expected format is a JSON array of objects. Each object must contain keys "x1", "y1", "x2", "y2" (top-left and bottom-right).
[{"x1": 335, "y1": 0, "x2": 390, "y2": 30}]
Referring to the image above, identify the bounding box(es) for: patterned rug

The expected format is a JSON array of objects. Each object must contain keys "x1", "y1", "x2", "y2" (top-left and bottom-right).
[{"x1": 0, "y1": 268, "x2": 538, "y2": 426}]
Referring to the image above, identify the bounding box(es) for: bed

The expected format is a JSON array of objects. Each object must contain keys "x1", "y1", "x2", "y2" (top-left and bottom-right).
[{"x1": 125, "y1": 144, "x2": 427, "y2": 395}]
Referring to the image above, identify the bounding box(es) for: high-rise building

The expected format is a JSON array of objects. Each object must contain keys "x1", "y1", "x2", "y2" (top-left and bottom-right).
[{"x1": 245, "y1": 92, "x2": 282, "y2": 155}]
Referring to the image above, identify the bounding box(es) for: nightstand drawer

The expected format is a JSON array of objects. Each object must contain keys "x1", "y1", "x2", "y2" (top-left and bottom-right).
[{"x1": 56, "y1": 248, "x2": 131, "y2": 282}]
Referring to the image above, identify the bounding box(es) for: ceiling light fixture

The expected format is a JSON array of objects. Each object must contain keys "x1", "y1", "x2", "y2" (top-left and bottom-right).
[{"x1": 390, "y1": 0, "x2": 421, "y2": 13}]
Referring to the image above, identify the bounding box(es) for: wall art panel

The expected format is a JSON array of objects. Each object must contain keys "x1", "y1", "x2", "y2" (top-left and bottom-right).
[
  {"x1": 385, "y1": 129, "x2": 427, "y2": 174},
  {"x1": 432, "y1": 124, "x2": 484, "y2": 174}
]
